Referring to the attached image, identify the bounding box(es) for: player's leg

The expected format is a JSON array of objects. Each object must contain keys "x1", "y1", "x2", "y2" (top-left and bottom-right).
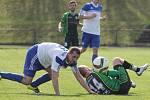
[
  {"x1": 0, "y1": 69, "x2": 34, "y2": 89},
  {"x1": 31, "y1": 74, "x2": 51, "y2": 87},
  {"x1": 112, "y1": 57, "x2": 135, "y2": 88},
  {"x1": 72, "y1": 34, "x2": 79, "y2": 47},
  {"x1": 90, "y1": 34, "x2": 100, "y2": 62},
  {"x1": 24, "y1": 67, "x2": 39, "y2": 93},
  {"x1": 112, "y1": 57, "x2": 149, "y2": 76},
  {"x1": 0, "y1": 44, "x2": 38, "y2": 84},
  {"x1": 80, "y1": 32, "x2": 90, "y2": 53},
  {"x1": 27, "y1": 73, "x2": 51, "y2": 93},
  {"x1": 30, "y1": 67, "x2": 51, "y2": 88},
  {"x1": 0, "y1": 72, "x2": 24, "y2": 83},
  {"x1": 24, "y1": 44, "x2": 45, "y2": 93},
  {"x1": 92, "y1": 48, "x2": 98, "y2": 62},
  {"x1": 112, "y1": 65, "x2": 131, "y2": 94},
  {"x1": 112, "y1": 57, "x2": 135, "y2": 94},
  {"x1": 64, "y1": 36, "x2": 70, "y2": 49}
]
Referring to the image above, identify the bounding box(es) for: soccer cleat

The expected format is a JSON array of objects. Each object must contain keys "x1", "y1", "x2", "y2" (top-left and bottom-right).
[
  {"x1": 136, "y1": 64, "x2": 149, "y2": 76},
  {"x1": 27, "y1": 85, "x2": 40, "y2": 93}
]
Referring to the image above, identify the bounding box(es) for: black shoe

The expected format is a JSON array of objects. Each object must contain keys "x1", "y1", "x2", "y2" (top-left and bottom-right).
[{"x1": 27, "y1": 85, "x2": 40, "y2": 93}]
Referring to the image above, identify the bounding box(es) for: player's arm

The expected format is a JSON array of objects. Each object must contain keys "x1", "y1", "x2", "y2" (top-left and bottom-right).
[
  {"x1": 79, "y1": 13, "x2": 96, "y2": 19},
  {"x1": 58, "y1": 22, "x2": 62, "y2": 32},
  {"x1": 51, "y1": 69, "x2": 60, "y2": 96},
  {"x1": 79, "y1": 6, "x2": 96, "y2": 20},
  {"x1": 58, "y1": 13, "x2": 65, "y2": 32},
  {"x1": 71, "y1": 66, "x2": 94, "y2": 94},
  {"x1": 100, "y1": 14, "x2": 107, "y2": 20}
]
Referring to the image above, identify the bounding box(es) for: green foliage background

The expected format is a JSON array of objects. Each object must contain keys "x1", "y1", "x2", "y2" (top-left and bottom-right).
[{"x1": 0, "y1": 0, "x2": 150, "y2": 45}]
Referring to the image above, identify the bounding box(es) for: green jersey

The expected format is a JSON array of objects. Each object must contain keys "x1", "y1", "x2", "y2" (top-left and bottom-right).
[
  {"x1": 61, "y1": 12, "x2": 79, "y2": 37},
  {"x1": 87, "y1": 65, "x2": 130, "y2": 94}
]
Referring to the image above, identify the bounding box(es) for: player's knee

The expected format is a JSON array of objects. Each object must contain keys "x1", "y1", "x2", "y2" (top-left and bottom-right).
[
  {"x1": 112, "y1": 57, "x2": 123, "y2": 66},
  {"x1": 21, "y1": 77, "x2": 32, "y2": 85}
]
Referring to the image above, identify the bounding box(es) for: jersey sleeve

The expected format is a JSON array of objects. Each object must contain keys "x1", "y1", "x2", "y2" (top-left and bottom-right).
[
  {"x1": 61, "y1": 14, "x2": 65, "y2": 23},
  {"x1": 61, "y1": 12, "x2": 69, "y2": 23},
  {"x1": 51, "y1": 58, "x2": 61, "y2": 72},
  {"x1": 79, "y1": 4, "x2": 89, "y2": 16}
]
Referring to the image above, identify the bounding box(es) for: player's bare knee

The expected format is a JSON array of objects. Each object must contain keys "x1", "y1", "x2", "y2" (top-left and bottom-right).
[
  {"x1": 112, "y1": 57, "x2": 123, "y2": 66},
  {"x1": 21, "y1": 77, "x2": 32, "y2": 85},
  {"x1": 24, "y1": 81, "x2": 32, "y2": 85}
]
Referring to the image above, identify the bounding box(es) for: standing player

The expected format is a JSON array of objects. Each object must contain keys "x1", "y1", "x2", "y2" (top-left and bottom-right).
[
  {"x1": 79, "y1": 0, "x2": 106, "y2": 62},
  {"x1": 0, "y1": 42, "x2": 93, "y2": 96},
  {"x1": 58, "y1": 0, "x2": 79, "y2": 49},
  {"x1": 78, "y1": 56, "x2": 149, "y2": 95}
]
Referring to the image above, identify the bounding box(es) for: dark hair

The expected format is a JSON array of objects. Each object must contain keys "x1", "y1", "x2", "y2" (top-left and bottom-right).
[{"x1": 69, "y1": 47, "x2": 81, "y2": 55}]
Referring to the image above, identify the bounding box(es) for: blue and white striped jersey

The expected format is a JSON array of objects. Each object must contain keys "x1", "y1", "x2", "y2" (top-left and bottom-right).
[{"x1": 37, "y1": 42, "x2": 77, "y2": 72}]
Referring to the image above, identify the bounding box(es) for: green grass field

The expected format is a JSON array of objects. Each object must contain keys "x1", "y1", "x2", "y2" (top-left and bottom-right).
[{"x1": 0, "y1": 46, "x2": 150, "y2": 100}]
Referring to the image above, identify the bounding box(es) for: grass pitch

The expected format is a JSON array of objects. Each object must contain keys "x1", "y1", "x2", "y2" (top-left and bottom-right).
[{"x1": 0, "y1": 46, "x2": 150, "y2": 100}]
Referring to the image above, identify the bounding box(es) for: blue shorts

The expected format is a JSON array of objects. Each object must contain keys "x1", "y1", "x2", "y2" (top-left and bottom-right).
[
  {"x1": 23, "y1": 44, "x2": 45, "y2": 77},
  {"x1": 82, "y1": 32, "x2": 100, "y2": 48}
]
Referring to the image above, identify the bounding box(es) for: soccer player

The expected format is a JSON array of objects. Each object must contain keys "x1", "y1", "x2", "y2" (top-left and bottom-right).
[
  {"x1": 0, "y1": 42, "x2": 93, "y2": 96},
  {"x1": 79, "y1": 0, "x2": 106, "y2": 62},
  {"x1": 58, "y1": 0, "x2": 79, "y2": 49},
  {"x1": 78, "y1": 56, "x2": 149, "y2": 95}
]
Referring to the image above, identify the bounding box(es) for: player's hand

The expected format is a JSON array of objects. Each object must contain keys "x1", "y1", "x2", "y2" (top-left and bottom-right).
[
  {"x1": 91, "y1": 13, "x2": 97, "y2": 18},
  {"x1": 89, "y1": 90, "x2": 97, "y2": 95},
  {"x1": 58, "y1": 27, "x2": 62, "y2": 32}
]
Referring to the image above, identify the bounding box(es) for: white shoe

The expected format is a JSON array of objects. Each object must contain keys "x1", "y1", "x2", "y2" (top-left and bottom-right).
[
  {"x1": 0, "y1": 74, "x2": 1, "y2": 80},
  {"x1": 130, "y1": 80, "x2": 136, "y2": 88},
  {"x1": 136, "y1": 64, "x2": 149, "y2": 76}
]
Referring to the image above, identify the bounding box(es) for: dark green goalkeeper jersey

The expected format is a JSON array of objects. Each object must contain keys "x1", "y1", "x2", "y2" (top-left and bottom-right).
[
  {"x1": 61, "y1": 12, "x2": 79, "y2": 37},
  {"x1": 87, "y1": 65, "x2": 130, "y2": 94}
]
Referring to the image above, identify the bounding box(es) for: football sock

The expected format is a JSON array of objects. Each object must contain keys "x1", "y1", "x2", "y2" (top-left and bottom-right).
[
  {"x1": 123, "y1": 60, "x2": 140, "y2": 72},
  {"x1": 31, "y1": 73, "x2": 51, "y2": 87},
  {"x1": 92, "y1": 54, "x2": 98, "y2": 62},
  {"x1": 0, "y1": 72, "x2": 23, "y2": 83}
]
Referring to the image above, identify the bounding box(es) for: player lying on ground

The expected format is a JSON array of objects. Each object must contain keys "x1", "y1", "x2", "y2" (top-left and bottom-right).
[{"x1": 78, "y1": 56, "x2": 149, "y2": 95}]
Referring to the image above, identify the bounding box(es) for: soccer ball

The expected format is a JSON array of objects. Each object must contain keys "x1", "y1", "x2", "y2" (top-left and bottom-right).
[{"x1": 93, "y1": 56, "x2": 109, "y2": 69}]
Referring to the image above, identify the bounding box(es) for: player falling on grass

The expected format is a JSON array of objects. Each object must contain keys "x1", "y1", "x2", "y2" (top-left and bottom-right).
[
  {"x1": 78, "y1": 56, "x2": 149, "y2": 95},
  {"x1": 0, "y1": 42, "x2": 93, "y2": 96}
]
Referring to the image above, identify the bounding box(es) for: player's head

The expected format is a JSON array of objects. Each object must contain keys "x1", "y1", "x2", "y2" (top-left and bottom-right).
[
  {"x1": 67, "y1": 47, "x2": 81, "y2": 64},
  {"x1": 78, "y1": 65, "x2": 92, "y2": 78},
  {"x1": 68, "y1": 0, "x2": 77, "y2": 12},
  {"x1": 92, "y1": 0, "x2": 101, "y2": 4},
  {"x1": 93, "y1": 56, "x2": 109, "y2": 70}
]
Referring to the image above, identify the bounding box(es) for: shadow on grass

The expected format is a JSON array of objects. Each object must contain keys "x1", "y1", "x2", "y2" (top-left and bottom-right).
[
  {"x1": 0, "y1": 92, "x2": 139, "y2": 97},
  {"x1": 0, "y1": 92, "x2": 90, "y2": 97}
]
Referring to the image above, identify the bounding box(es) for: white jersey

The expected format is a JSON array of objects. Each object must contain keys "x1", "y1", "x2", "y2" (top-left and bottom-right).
[
  {"x1": 37, "y1": 42, "x2": 70, "y2": 72},
  {"x1": 80, "y1": 2, "x2": 103, "y2": 35}
]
